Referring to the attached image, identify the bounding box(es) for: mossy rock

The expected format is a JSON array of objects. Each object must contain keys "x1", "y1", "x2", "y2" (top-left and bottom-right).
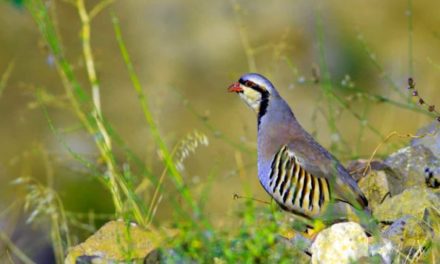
[
  {"x1": 358, "y1": 170, "x2": 389, "y2": 211},
  {"x1": 385, "y1": 145, "x2": 440, "y2": 195},
  {"x1": 374, "y1": 187, "x2": 439, "y2": 221},
  {"x1": 65, "y1": 220, "x2": 172, "y2": 263},
  {"x1": 374, "y1": 187, "x2": 438, "y2": 248}
]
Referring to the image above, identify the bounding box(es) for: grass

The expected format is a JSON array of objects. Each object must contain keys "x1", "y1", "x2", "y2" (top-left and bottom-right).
[
  {"x1": 12, "y1": 177, "x2": 71, "y2": 263},
  {"x1": 1, "y1": 0, "x2": 440, "y2": 263},
  {"x1": 0, "y1": 61, "x2": 14, "y2": 99}
]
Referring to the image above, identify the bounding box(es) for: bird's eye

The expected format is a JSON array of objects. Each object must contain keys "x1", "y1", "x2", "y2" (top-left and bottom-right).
[{"x1": 245, "y1": 81, "x2": 256, "y2": 88}]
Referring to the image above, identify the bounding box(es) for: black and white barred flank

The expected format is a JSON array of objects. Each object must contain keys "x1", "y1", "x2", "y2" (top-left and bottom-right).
[{"x1": 269, "y1": 145, "x2": 331, "y2": 218}]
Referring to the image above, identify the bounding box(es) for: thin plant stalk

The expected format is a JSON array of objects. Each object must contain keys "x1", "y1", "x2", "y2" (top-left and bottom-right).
[
  {"x1": 112, "y1": 14, "x2": 200, "y2": 218},
  {"x1": 0, "y1": 232, "x2": 36, "y2": 264},
  {"x1": 232, "y1": 1, "x2": 257, "y2": 72},
  {"x1": 26, "y1": 0, "x2": 147, "y2": 225},
  {"x1": 0, "y1": 61, "x2": 14, "y2": 98},
  {"x1": 315, "y1": 6, "x2": 342, "y2": 153},
  {"x1": 74, "y1": 0, "x2": 124, "y2": 215},
  {"x1": 407, "y1": 0, "x2": 414, "y2": 78}
]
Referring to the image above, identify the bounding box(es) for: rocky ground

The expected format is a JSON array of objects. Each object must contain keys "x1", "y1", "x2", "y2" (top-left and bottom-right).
[{"x1": 66, "y1": 122, "x2": 440, "y2": 263}]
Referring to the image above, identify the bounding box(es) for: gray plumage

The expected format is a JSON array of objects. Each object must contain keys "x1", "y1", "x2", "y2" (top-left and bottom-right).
[{"x1": 229, "y1": 73, "x2": 373, "y2": 228}]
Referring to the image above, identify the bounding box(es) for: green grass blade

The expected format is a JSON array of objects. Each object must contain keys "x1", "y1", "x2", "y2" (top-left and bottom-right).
[{"x1": 112, "y1": 13, "x2": 199, "y2": 218}]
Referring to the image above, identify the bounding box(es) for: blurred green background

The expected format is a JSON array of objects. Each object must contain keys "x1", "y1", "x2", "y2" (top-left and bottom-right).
[{"x1": 1, "y1": 0, "x2": 440, "y2": 261}]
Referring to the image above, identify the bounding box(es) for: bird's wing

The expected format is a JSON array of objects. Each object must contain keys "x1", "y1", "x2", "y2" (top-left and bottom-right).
[{"x1": 283, "y1": 135, "x2": 368, "y2": 210}]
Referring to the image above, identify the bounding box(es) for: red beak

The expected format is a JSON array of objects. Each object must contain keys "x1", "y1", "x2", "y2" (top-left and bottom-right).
[{"x1": 228, "y1": 82, "x2": 243, "y2": 93}]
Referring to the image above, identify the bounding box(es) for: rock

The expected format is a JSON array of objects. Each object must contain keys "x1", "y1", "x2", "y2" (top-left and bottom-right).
[
  {"x1": 311, "y1": 222, "x2": 368, "y2": 264},
  {"x1": 277, "y1": 217, "x2": 312, "y2": 262},
  {"x1": 384, "y1": 145, "x2": 440, "y2": 195},
  {"x1": 358, "y1": 170, "x2": 390, "y2": 211},
  {"x1": 368, "y1": 238, "x2": 394, "y2": 264},
  {"x1": 411, "y1": 121, "x2": 440, "y2": 157},
  {"x1": 65, "y1": 220, "x2": 166, "y2": 264},
  {"x1": 374, "y1": 187, "x2": 440, "y2": 221},
  {"x1": 346, "y1": 159, "x2": 389, "y2": 182},
  {"x1": 287, "y1": 232, "x2": 311, "y2": 253},
  {"x1": 374, "y1": 187, "x2": 438, "y2": 248},
  {"x1": 377, "y1": 122, "x2": 440, "y2": 193},
  {"x1": 381, "y1": 216, "x2": 410, "y2": 240}
]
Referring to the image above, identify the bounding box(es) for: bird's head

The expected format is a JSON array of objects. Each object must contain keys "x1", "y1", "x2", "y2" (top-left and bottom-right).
[{"x1": 228, "y1": 73, "x2": 278, "y2": 113}]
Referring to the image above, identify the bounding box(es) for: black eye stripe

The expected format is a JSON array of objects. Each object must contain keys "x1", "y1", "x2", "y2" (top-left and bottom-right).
[{"x1": 238, "y1": 78, "x2": 266, "y2": 94}]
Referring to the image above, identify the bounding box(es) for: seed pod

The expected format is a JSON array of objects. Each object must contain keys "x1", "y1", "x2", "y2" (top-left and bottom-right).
[
  {"x1": 429, "y1": 105, "x2": 435, "y2": 112},
  {"x1": 408, "y1": 77, "x2": 415, "y2": 88},
  {"x1": 419, "y1": 98, "x2": 425, "y2": 105}
]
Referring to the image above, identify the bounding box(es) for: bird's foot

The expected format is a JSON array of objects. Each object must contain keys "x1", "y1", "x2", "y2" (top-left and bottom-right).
[{"x1": 303, "y1": 220, "x2": 326, "y2": 240}]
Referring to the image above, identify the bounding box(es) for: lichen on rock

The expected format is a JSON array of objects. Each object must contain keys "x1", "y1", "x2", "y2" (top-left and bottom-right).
[
  {"x1": 385, "y1": 145, "x2": 440, "y2": 194},
  {"x1": 65, "y1": 220, "x2": 166, "y2": 263},
  {"x1": 374, "y1": 187, "x2": 440, "y2": 221},
  {"x1": 373, "y1": 187, "x2": 438, "y2": 249},
  {"x1": 358, "y1": 170, "x2": 390, "y2": 211}
]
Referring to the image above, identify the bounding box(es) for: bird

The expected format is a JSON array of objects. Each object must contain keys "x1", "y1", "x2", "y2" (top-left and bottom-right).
[{"x1": 228, "y1": 73, "x2": 376, "y2": 234}]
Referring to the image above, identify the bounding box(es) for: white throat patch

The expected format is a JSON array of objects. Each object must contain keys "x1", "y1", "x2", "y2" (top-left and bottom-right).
[{"x1": 238, "y1": 88, "x2": 262, "y2": 113}]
